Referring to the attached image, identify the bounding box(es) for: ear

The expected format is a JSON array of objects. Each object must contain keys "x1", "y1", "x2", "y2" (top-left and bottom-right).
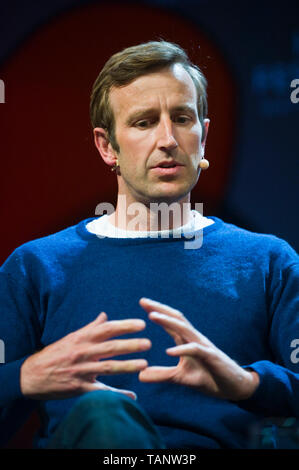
[
  {"x1": 93, "y1": 127, "x2": 118, "y2": 168},
  {"x1": 201, "y1": 119, "x2": 210, "y2": 156}
]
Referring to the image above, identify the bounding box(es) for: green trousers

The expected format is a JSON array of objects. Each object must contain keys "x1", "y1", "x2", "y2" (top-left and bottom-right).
[{"x1": 46, "y1": 390, "x2": 166, "y2": 449}]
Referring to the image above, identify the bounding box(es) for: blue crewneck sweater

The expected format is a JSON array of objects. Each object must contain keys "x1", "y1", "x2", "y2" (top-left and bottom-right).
[{"x1": 0, "y1": 216, "x2": 298, "y2": 448}]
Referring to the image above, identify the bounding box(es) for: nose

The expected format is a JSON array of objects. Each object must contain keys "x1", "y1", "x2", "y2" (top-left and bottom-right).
[{"x1": 156, "y1": 117, "x2": 178, "y2": 152}]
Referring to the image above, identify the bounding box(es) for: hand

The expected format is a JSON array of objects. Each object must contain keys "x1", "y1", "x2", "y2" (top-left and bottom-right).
[
  {"x1": 20, "y1": 312, "x2": 151, "y2": 401},
  {"x1": 138, "y1": 298, "x2": 259, "y2": 401}
]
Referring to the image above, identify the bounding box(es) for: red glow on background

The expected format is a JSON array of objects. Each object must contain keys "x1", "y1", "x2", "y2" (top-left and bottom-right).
[{"x1": 0, "y1": 3, "x2": 236, "y2": 266}]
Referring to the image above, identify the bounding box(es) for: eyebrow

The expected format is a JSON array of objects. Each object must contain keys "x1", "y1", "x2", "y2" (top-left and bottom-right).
[{"x1": 125, "y1": 104, "x2": 197, "y2": 126}]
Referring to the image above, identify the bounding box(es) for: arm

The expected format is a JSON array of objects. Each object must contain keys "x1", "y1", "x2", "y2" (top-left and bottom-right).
[
  {"x1": 236, "y1": 261, "x2": 299, "y2": 416},
  {"x1": 0, "y1": 268, "x2": 151, "y2": 446},
  {"x1": 0, "y1": 271, "x2": 41, "y2": 446},
  {"x1": 0, "y1": 272, "x2": 39, "y2": 408},
  {"x1": 0, "y1": 270, "x2": 150, "y2": 405}
]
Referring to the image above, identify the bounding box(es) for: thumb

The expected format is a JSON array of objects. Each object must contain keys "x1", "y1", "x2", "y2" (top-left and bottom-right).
[
  {"x1": 91, "y1": 380, "x2": 137, "y2": 401},
  {"x1": 138, "y1": 366, "x2": 176, "y2": 383}
]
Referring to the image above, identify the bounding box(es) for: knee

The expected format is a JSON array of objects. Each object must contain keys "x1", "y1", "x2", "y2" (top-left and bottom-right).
[
  {"x1": 48, "y1": 390, "x2": 165, "y2": 449},
  {"x1": 73, "y1": 390, "x2": 134, "y2": 418},
  {"x1": 71, "y1": 389, "x2": 156, "y2": 437}
]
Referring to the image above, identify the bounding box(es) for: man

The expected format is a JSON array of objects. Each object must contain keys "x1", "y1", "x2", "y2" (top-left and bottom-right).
[{"x1": 0, "y1": 41, "x2": 298, "y2": 449}]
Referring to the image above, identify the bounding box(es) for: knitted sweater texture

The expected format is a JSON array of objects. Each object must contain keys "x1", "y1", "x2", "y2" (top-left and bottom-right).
[{"x1": 0, "y1": 216, "x2": 298, "y2": 448}]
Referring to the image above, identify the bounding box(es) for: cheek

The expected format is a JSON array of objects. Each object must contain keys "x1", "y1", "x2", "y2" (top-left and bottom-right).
[
  {"x1": 120, "y1": 133, "x2": 153, "y2": 165},
  {"x1": 189, "y1": 127, "x2": 202, "y2": 147},
  {"x1": 182, "y1": 134, "x2": 201, "y2": 160},
  {"x1": 177, "y1": 126, "x2": 201, "y2": 150}
]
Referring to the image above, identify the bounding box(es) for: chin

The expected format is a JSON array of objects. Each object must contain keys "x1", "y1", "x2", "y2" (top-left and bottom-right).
[{"x1": 148, "y1": 189, "x2": 191, "y2": 205}]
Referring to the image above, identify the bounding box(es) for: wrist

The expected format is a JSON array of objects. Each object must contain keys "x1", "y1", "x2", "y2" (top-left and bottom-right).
[
  {"x1": 238, "y1": 370, "x2": 260, "y2": 401},
  {"x1": 20, "y1": 356, "x2": 31, "y2": 397},
  {"x1": 20, "y1": 354, "x2": 38, "y2": 398}
]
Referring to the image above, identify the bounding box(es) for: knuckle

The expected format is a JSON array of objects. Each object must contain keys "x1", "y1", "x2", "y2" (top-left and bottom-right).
[
  {"x1": 117, "y1": 322, "x2": 131, "y2": 334},
  {"x1": 188, "y1": 342, "x2": 200, "y2": 353},
  {"x1": 63, "y1": 366, "x2": 78, "y2": 380},
  {"x1": 100, "y1": 361, "x2": 112, "y2": 374},
  {"x1": 102, "y1": 342, "x2": 114, "y2": 354},
  {"x1": 97, "y1": 323, "x2": 111, "y2": 337},
  {"x1": 68, "y1": 378, "x2": 82, "y2": 393},
  {"x1": 192, "y1": 342, "x2": 205, "y2": 354},
  {"x1": 68, "y1": 331, "x2": 81, "y2": 345},
  {"x1": 122, "y1": 362, "x2": 132, "y2": 372},
  {"x1": 68, "y1": 349, "x2": 84, "y2": 364}
]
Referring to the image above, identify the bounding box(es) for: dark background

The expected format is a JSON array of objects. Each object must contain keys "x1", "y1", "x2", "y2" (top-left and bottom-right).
[{"x1": 0, "y1": 0, "x2": 298, "y2": 447}]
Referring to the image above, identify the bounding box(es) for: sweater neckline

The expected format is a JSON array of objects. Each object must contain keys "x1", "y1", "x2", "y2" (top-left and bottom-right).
[{"x1": 76, "y1": 215, "x2": 222, "y2": 245}]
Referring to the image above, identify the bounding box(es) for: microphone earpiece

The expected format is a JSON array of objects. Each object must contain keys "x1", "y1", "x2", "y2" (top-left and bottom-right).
[{"x1": 199, "y1": 158, "x2": 209, "y2": 170}]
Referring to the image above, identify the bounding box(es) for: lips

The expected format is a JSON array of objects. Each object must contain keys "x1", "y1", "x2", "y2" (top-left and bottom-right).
[
  {"x1": 150, "y1": 162, "x2": 184, "y2": 176},
  {"x1": 153, "y1": 160, "x2": 183, "y2": 168}
]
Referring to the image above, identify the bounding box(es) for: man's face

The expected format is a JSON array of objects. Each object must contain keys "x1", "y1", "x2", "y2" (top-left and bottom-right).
[{"x1": 108, "y1": 64, "x2": 209, "y2": 205}]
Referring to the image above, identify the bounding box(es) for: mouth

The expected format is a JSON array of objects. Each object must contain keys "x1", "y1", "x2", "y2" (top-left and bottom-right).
[
  {"x1": 153, "y1": 160, "x2": 183, "y2": 168},
  {"x1": 150, "y1": 164, "x2": 184, "y2": 175},
  {"x1": 151, "y1": 161, "x2": 184, "y2": 175}
]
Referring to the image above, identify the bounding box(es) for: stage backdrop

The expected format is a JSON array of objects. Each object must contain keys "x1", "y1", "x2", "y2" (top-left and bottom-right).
[{"x1": 0, "y1": 2, "x2": 236, "y2": 266}]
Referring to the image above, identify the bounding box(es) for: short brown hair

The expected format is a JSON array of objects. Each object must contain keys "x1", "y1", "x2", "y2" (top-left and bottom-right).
[{"x1": 90, "y1": 40, "x2": 208, "y2": 152}]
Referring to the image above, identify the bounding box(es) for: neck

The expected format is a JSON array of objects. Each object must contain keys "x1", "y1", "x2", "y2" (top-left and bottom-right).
[{"x1": 108, "y1": 193, "x2": 193, "y2": 232}]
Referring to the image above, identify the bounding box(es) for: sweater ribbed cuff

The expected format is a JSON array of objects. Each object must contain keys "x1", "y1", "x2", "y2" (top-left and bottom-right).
[
  {"x1": 0, "y1": 356, "x2": 30, "y2": 407},
  {"x1": 237, "y1": 360, "x2": 296, "y2": 417}
]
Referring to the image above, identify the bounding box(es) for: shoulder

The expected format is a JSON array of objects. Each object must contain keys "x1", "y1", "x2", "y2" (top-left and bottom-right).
[
  {"x1": 210, "y1": 217, "x2": 299, "y2": 268},
  {"x1": 0, "y1": 218, "x2": 95, "y2": 277}
]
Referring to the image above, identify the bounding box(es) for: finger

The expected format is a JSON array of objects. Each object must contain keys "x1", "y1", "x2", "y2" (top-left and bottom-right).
[
  {"x1": 93, "y1": 311, "x2": 108, "y2": 324},
  {"x1": 139, "y1": 299, "x2": 196, "y2": 341},
  {"x1": 149, "y1": 320, "x2": 185, "y2": 347},
  {"x1": 75, "y1": 312, "x2": 108, "y2": 338},
  {"x1": 90, "y1": 319, "x2": 147, "y2": 342},
  {"x1": 148, "y1": 312, "x2": 201, "y2": 344},
  {"x1": 161, "y1": 327, "x2": 185, "y2": 346},
  {"x1": 150, "y1": 312, "x2": 212, "y2": 347},
  {"x1": 79, "y1": 359, "x2": 149, "y2": 376},
  {"x1": 166, "y1": 342, "x2": 211, "y2": 359},
  {"x1": 138, "y1": 366, "x2": 177, "y2": 383},
  {"x1": 139, "y1": 298, "x2": 185, "y2": 320},
  {"x1": 140, "y1": 299, "x2": 212, "y2": 348},
  {"x1": 84, "y1": 381, "x2": 138, "y2": 401},
  {"x1": 83, "y1": 338, "x2": 152, "y2": 361}
]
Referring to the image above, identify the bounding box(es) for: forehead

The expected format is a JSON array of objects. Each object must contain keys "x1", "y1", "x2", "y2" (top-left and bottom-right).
[{"x1": 109, "y1": 64, "x2": 198, "y2": 120}]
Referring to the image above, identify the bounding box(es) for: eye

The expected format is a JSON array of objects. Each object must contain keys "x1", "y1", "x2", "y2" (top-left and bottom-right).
[
  {"x1": 173, "y1": 115, "x2": 191, "y2": 124},
  {"x1": 135, "y1": 120, "x2": 150, "y2": 128}
]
